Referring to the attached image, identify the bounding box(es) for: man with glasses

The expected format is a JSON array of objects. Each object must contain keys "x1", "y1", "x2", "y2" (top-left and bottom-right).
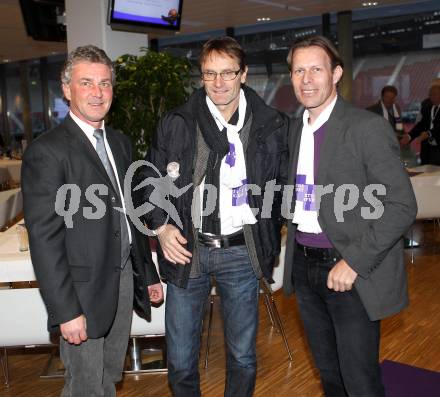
[{"x1": 138, "y1": 36, "x2": 288, "y2": 396}]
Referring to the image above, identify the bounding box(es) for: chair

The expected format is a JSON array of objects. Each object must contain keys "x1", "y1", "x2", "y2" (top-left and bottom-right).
[
  {"x1": 204, "y1": 240, "x2": 293, "y2": 368},
  {"x1": 409, "y1": 174, "x2": 440, "y2": 262},
  {"x1": 0, "y1": 287, "x2": 55, "y2": 386},
  {"x1": 0, "y1": 249, "x2": 168, "y2": 384},
  {"x1": 125, "y1": 251, "x2": 168, "y2": 374},
  {"x1": 0, "y1": 194, "x2": 15, "y2": 231},
  {"x1": 10, "y1": 189, "x2": 23, "y2": 221}
]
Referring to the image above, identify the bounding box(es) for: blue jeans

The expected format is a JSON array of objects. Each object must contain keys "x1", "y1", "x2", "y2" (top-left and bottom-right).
[
  {"x1": 293, "y1": 247, "x2": 385, "y2": 397},
  {"x1": 166, "y1": 244, "x2": 259, "y2": 397}
]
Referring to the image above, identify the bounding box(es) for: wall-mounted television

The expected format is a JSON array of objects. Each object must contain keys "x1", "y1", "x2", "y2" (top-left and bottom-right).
[
  {"x1": 19, "y1": 0, "x2": 66, "y2": 42},
  {"x1": 108, "y1": 0, "x2": 183, "y2": 32}
]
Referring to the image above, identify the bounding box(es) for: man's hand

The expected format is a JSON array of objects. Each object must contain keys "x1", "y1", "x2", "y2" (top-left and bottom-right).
[
  {"x1": 157, "y1": 224, "x2": 192, "y2": 265},
  {"x1": 399, "y1": 133, "x2": 411, "y2": 146},
  {"x1": 60, "y1": 314, "x2": 87, "y2": 345},
  {"x1": 327, "y1": 259, "x2": 358, "y2": 292},
  {"x1": 418, "y1": 131, "x2": 430, "y2": 142},
  {"x1": 148, "y1": 282, "x2": 164, "y2": 304}
]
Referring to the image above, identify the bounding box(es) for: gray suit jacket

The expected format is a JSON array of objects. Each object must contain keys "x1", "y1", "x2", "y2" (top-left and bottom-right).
[{"x1": 282, "y1": 97, "x2": 417, "y2": 321}]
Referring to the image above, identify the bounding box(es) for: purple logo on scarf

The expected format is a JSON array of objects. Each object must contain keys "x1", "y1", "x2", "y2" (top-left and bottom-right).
[
  {"x1": 232, "y1": 179, "x2": 248, "y2": 206},
  {"x1": 295, "y1": 174, "x2": 316, "y2": 211},
  {"x1": 225, "y1": 143, "x2": 236, "y2": 167}
]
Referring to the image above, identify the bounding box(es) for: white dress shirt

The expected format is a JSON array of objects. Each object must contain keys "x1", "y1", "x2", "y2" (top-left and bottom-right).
[{"x1": 69, "y1": 111, "x2": 132, "y2": 243}]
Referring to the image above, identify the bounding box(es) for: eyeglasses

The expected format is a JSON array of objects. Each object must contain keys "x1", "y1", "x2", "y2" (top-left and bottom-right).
[{"x1": 201, "y1": 70, "x2": 241, "y2": 81}]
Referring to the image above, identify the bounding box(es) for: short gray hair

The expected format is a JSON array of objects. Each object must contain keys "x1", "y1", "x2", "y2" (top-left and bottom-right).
[{"x1": 61, "y1": 45, "x2": 115, "y2": 85}]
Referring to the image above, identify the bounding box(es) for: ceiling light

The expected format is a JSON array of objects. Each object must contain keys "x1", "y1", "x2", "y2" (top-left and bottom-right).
[
  {"x1": 247, "y1": 0, "x2": 302, "y2": 11},
  {"x1": 257, "y1": 17, "x2": 271, "y2": 22},
  {"x1": 362, "y1": 2, "x2": 378, "y2": 6}
]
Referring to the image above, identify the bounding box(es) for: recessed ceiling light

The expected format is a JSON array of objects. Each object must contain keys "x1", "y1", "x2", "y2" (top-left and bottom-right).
[
  {"x1": 257, "y1": 17, "x2": 271, "y2": 22},
  {"x1": 362, "y1": 2, "x2": 378, "y2": 6}
]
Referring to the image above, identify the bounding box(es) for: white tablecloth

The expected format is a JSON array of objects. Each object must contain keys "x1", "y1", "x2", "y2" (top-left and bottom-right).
[
  {"x1": 0, "y1": 167, "x2": 9, "y2": 186},
  {"x1": 409, "y1": 166, "x2": 440, "y2": 219},
  {"x1": 0, "y1": 226, "x2": 35, "y2": 282},
  {"x1": 0, "y1": 188, "x2": 22, "y2": 229}
]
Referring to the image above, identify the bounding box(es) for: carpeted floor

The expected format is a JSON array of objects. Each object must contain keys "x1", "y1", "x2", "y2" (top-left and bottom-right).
[{"x1": 381, "y1": 360, "x2": 440, "y2": 397}]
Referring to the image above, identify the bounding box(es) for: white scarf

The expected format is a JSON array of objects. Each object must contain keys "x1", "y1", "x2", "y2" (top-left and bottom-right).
[
  {"x1": 381, "y1": 101, "x2": 403, "y2": 131},
  {"x1": 429, "y1": 105, "x2": 439, "y2": 146},
  {"x1": 206, "y1": 89, "x2": 257, "y2": 231},
  {"x1": 292, "y1": 96, "x2": 337, "y2": 233}
]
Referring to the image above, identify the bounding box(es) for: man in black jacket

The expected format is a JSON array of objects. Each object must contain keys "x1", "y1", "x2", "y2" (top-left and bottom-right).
[
  {"x1": 367, "y1": 85, "x2": 403, "y2": 133},
  {"x1": 139, "y1": 37, "x2": 288, "y2": 396},
  {"x1": 22, "y1": 45, "x2": 163, "y2": 396},
  {"x1": 408, "y1": 84, "x2": 440, "y2": 164}
]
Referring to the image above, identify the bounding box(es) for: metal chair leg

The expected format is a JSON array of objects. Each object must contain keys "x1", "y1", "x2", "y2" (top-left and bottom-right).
[
  {"x1": 130, "y1": 338, "x2": 142, "y2": 371},
  {"x1": 1, "y1": 347, "x2": 9, "y2": 387},
  {"x1": 411, "y1": 227, "x2": 415, "y2": 264},
  {"x1": 204, "y1": 294, "x2": 215, "y2": 369},
  {"x1": 263, "y1": 291, "x2": 276, "y2": 328},
  {"x1": 269, "y1": 296, "x2": 293, "y2": 362}
]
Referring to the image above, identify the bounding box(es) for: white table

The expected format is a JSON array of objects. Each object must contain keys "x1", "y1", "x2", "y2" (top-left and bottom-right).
[
  {"x1": 410, "y1": 172, "x2": 440, "y2": 219},
  {"x1": 0, "y1": 167, "x2": 9, "y2": 186},
  {"x1": 0, "y1": 226, "x2": 35, "y2": 282},
  {"x1": 0, "y1": 188, "x2": 22, "y2": 229}
]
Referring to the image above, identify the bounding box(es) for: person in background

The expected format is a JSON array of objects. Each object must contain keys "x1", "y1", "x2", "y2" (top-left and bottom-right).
[
  {"x1": 367, "y1": 85, "x2": 404, "y2": 135},
  {"x1": 367, "y1": 85, "x2": 417, "y2": 166},
  {"x1": 406, "y1": 84, "x2": 440, "y2": 165},
  {"x1": 419, "y1": 78, "x2": 440, "y2": 116},
  {"x1": 22, "y1": 45, "x2": 163, "y2": 396},
  {"x1": 283, "y1": 35, "x2": 417, "y2": 397}
]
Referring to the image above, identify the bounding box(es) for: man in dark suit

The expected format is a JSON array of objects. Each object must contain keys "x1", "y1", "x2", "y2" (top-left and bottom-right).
[
  {"x1": 367, "y1": 85, "x2": 403, "y2": 134},
  {"x1": 283, "y1": 36, "x2": 417, "y2": 397},
  {"x1": 22, "y1": 45, "x2": 163, "y2": 397},
  {"x1": 408, "y1": 85, "x2": 440, "y2": 164}
]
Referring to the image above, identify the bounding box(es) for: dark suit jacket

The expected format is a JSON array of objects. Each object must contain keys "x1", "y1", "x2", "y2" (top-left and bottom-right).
[
  {"x1": 410, "y1": 103, "x2": 440, "y2": 165},
  {"x1": 22, "y1": 114, "x2": 159, "y2": 338},
  {"x1": 366, "y1": 101, "x2": 401, "y2": 132},
  {"x1": 283, "y1": 98, "x2": 417, "y2": 321},
  {"x1": 366, "y1": 101, "x2": 385, "y2": 117}
]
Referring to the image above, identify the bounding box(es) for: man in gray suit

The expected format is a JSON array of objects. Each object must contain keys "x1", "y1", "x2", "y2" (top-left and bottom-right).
[{"x1": 283, "y1": 36, "x2": 417, "y2": 397}]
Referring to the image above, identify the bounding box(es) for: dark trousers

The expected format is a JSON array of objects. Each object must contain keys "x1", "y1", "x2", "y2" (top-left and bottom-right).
[
  {"x1": 293, "y1": 247, "x2": 385, "y2": 397},
  {"x1": 166, "y1": 244, "x2": 259, "y2": 397},
  {"x1": 60, "y1": 259, "x2": 134, "y2": 397}
]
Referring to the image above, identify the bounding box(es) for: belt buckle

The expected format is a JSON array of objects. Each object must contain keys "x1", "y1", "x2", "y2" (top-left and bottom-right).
[
  {"x1": 302, "y1": 244, "x2": 308, "y2": 257},
  {"x1": 213, "y1": 238, "x2": 221, "y2": 248}
]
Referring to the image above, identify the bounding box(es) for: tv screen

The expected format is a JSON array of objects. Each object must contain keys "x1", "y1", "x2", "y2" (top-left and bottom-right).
[
  {"x1": 109, "y1": 0, "x2": 183, "y2": 31},
  {"x1": 19, "y1": 0, "x2": 66, "y2": 42}
]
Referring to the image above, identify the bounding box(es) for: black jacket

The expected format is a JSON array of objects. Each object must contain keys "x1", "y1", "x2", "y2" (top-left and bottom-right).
[
  {"x1": 138, "y1": 86, "x2": 288, "y2": 287},
  {"x1": 410, "y1": 103, "x2": 440, "y2": 165},
  {"x1": 22, "y1": 115, "x2": 160, "y2": 337}
]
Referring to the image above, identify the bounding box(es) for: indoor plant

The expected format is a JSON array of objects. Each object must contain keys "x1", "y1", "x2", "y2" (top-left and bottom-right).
[{"x1": 108, "y1": 48, "x2": 193, "y2": 159}]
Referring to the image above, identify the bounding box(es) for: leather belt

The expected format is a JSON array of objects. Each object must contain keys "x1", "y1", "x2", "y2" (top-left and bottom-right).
[
  {"x1": 296, "y1": 242, "x2": 341, "y2": 262},
  {"x1": 198, "y1": 231, "x2": 245, "y2": 248}
]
